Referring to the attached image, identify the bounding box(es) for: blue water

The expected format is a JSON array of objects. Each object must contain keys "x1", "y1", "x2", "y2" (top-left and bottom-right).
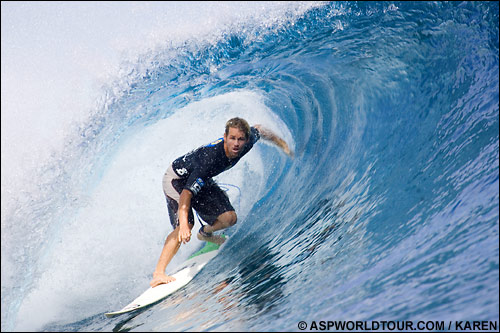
[{"x1": 2, "y1": 2, "x2": 498, "y2": 331}]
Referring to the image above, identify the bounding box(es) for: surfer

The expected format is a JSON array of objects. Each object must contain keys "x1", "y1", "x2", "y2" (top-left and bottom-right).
[{"x1": 150, "y1": 117, "x2": 292, "y2": 287}]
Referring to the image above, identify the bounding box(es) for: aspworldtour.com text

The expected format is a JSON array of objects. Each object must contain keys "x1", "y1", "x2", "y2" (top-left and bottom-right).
[{"x1": 297, "y1": 320, "x2": 498, "y2": 331}]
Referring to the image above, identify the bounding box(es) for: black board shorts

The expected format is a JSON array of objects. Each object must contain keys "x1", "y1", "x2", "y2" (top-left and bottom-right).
[{"x1": 162, "y1": 165, "x2": 234, "y2": 229}]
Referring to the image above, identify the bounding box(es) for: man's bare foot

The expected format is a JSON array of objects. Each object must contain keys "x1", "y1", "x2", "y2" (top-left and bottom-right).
[
  {"x1": 197, "y1": 227, "x2": 226, "y2": 245},
  {"x1": 150, "y1": 272, "x2": 176, "y2": 288}
]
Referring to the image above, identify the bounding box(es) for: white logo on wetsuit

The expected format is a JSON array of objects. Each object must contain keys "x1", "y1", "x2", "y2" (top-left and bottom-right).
[
  {"x1": 176, "y1": 168, "x2": 188, "y2": 176},
  {"x1": 190, "y1": 178, "x2": 205, "y2": 195}
]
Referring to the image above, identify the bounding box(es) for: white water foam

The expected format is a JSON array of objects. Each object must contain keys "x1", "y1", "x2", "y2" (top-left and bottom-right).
[
  {"x1": 1, "y1": 1, "x2": 316, "y2": 193},
  {"x1": 2, "y1": 2, "x2": 312, "y2": 331}
]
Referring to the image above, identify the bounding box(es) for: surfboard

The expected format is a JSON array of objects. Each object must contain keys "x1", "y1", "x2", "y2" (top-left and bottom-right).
[{"x1": 105, "y1": 236, "x2": 227, "y2": 318}]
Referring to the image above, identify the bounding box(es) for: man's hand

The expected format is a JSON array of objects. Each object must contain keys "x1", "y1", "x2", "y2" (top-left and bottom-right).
[
  {"x1": 178, "y1": 223, "x2": 192, "y2": 244},
  {"x1": 282, "y1": 143, "x2": 294, "y2": 158}
]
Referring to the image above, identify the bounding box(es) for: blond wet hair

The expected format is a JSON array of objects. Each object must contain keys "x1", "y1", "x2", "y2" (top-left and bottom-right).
[{"x1": 225, "y1": 117, "x2": 251, "y2": 139}]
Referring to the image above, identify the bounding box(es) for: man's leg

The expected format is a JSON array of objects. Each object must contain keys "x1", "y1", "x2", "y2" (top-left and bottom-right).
[
  {"x1": 197, "y1": 211, "x2": 236, "y2": 245},
  {"x1": 203, "y1": 210, "x2": 237, "y2": 233},
  {"x1": 152, "y1": 173, "x2": 195, "y2": 288},
  {"x1": 193, "y1": 182, "x2": 236, "y2": 245},
  {"x1": 150, "y1": 223, "x2": 194, "y2": 287}
]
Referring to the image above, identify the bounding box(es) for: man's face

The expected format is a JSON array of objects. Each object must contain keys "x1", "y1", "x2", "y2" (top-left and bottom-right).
[{"x1": 224, "y1": 127, "x2": 248, "y2": 159}]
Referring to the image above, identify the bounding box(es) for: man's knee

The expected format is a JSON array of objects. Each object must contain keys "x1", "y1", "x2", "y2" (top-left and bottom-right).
[
  {"x1": 229, "y1": 211, "x2": 237, "y2": 226},
  {"x1": 221, "y1": 211, "x2": 237, "y2": 226}
]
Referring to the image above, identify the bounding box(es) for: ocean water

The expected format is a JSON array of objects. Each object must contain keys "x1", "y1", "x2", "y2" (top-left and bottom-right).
[{"x1": 1, "y1": 2, "x2": 498, "y2": 332}]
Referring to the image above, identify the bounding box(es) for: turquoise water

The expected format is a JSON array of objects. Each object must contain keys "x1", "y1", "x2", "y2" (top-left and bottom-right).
[{"x1": 2, "y1": 2, "x2": 498, "y2": 331}]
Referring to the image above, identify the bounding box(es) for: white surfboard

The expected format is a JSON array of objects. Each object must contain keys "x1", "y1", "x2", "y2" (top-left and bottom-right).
[{"x1": 105, "y1": 237, "x2": 227, "y2": 318}]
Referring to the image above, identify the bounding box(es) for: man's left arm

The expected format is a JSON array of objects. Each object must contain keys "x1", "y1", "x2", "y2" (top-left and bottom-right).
[{"x1": 253, "y1": 124, "x2": 293, "y2": 157}]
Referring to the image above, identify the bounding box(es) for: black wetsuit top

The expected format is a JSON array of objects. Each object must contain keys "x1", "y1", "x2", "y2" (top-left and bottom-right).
[{"x1": 171, "y1": 127, "x2": 260, "y2": 195}]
